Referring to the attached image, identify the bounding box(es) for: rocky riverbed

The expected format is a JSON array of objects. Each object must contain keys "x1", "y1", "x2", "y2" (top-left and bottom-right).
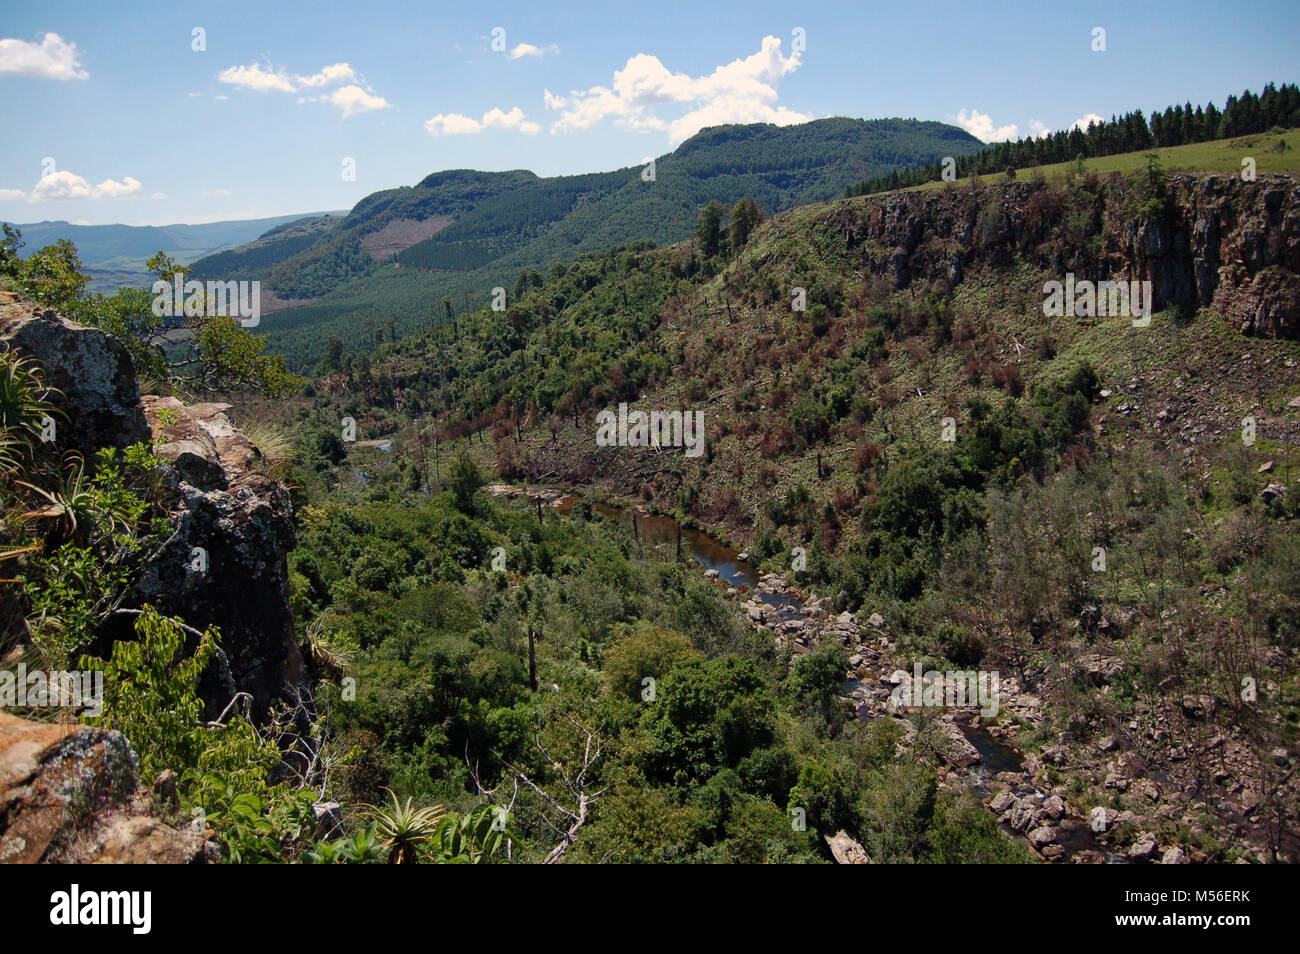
[{"x1": 736, "y1": 571, "x2": 1199, "y2": 864}]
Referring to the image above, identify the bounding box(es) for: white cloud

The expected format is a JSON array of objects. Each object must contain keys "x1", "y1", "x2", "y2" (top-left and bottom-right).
[
  {"x1": 294, "y1": 62, "x2": 356, "y2": 87},
  {"x1": 506, "y1": 43, "x2": 558, "y2": 60},
  {"x1": 954, "y1": 108, "x2": 1020, "y2": 143},
  {"x1": 202, "y1": 188, "x2": 231, "y2": 196},
  {"x1": 425, "y1": 106, "x2": 539, "y2": 136},
  {"x1": 214, "y1": 94, "x2": 228, "y2": 101},
  {"x1": 425, "y1": 112, "x2": 482, "y2": 136},
  {"x1": 1027, "y1": 118, "x2": 1051, "y2": 139},
  {"x1": 218, "y1": 62, "x2": 296, "y2": 93},
  {"x1": 9, "y1": 170, "x2": 144, "y2": 202},
  {"x1": 483, "y1": 106, "x2": 540, "y2": 133},
  {"x1": 548, "y1": 36, "x2": 808, "y2": 144},
  {"x1": 217, "y1": 59, "x2": 388, "y2": 116},
  {"x1": 1071, "y1": 113, "x2": 1105, "y2": 133},
  {"x1": 150, "y1": 192, "x2": 166, "y2": 200},
  {"x1": 323, "y1": 84, "x2": 392, "y2": 118},
  {"x1": 0, "y1": 32, "x2": 88, "y2": 80}
]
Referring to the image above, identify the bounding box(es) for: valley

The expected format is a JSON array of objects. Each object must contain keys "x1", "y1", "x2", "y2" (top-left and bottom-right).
[{"x1": 2, "y1": 60, "x2": 1298, "y2": 872}]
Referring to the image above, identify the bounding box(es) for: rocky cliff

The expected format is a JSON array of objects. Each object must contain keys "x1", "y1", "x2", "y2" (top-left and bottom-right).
[
  {"x1": 0, "y1": 294, "x2": 304, "y2": 719},
  {"x1": 823, "y1": 173, "x2": 1299, "y2": 337}
]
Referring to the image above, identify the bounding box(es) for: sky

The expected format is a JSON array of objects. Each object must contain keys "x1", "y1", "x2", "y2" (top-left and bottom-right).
[{"x1": 0, "y1": 0, "x2": 1297, "y2": 226}]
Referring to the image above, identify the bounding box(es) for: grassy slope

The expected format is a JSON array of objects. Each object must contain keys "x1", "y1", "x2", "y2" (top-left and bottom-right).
[{"x1": 907, "y1": 128, "x2": 1300, "y2": 192}]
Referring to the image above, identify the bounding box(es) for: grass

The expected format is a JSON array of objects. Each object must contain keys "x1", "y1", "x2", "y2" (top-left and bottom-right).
[{"x1": 904, "y1": 127, "x2": 1300, "y2": 193}]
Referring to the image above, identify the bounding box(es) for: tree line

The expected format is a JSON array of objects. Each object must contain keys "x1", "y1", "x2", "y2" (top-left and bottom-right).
[{"x1": 847, "y1": 82, "x2": 1300, "y2": 196}]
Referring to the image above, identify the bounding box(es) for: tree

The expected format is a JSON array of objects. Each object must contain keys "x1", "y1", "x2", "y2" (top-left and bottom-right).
[
  {"x1": 728, "y1": 197, "x2": 762, "y2": 252},
  {"x1": 325, "y1": 335, "x2": 344, "y2": 372},
  {"x1": 695, "y1": 201, "x2": 726, "y2": 258},
  {"x1": 602, "y1": 624, "x2": 701, "y2": 701},
  {"x1": 448, "y1": 452, "x2": 484, "y2": 513}
]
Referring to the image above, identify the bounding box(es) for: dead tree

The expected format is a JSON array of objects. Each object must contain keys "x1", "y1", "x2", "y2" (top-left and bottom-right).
[{"x1": 468, "y1": 711, "x2": 608, "y2": 864}]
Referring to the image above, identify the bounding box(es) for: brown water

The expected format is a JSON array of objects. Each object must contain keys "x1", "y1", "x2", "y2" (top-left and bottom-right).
[
  {"x1": 555, "y1": 496, "x2": 760, "y2": 589},
  {"x1": 553, "y1": 494, "x2": 803, "y2": 618}
]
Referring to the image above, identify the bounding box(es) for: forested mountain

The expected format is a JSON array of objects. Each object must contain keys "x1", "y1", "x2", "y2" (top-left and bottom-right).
[
  {"x1": 4, "y1": 124, "x2": 1298, "y2": 869},
  {"x1": 192, "y1": 117, "x2": 982, "y2": 366},
  {"x1": 187, "y1": 215, "x2": 343, "y2": 284}
]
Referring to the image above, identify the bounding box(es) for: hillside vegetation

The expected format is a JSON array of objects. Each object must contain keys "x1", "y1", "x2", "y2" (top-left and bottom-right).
[
  {"x1": 275, "y1": 154, "x2": 1300, "y2": 862},
  {"x1": 193, "y1": 118, "x2": 982, "y2": 368}
]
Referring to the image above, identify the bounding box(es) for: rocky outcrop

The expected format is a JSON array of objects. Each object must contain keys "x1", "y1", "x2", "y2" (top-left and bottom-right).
[
  {"x1": 1, "y1": 298, "x2": 303, "y2": 721},
  {"x1": 135, "y1": 397, "x2": 301, "y2": 719},
  {"x1": 0, "y1": 711, "x2": 214, "y2": 863},
  {"x1": 832, "y1": 174, "x2": 1300, "y2": 337},
  {"x1": 0, "y1": 301, "x2": 149, "y2": 457}
]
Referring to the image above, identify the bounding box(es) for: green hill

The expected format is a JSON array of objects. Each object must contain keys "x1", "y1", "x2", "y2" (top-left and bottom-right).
[{"x1": 196, "y1": 117, "x2": 983, "y2": 368}]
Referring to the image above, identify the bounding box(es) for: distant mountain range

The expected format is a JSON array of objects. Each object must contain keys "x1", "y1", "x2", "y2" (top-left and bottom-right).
[
  {"x1": 4, "y1": 212, "x2": 346, "y2": 293},
  {"x1": 186, "y1": 116, "x2": 983, "y2": 368}
]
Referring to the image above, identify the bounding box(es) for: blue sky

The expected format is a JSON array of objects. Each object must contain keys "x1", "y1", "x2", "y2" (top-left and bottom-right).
[{"x1": 1, "y1": 0, "x2": 1296, "y2": 226}]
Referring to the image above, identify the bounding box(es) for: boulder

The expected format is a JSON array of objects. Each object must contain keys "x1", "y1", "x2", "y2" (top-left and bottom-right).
[
  {"x1": 824, "y1": 830, "x2": 873, "y2": 864},
  {"x1": 1027, "y1": 826, "x2": 1058, "y2": 849},
  {"x1": 0, "y1": 711, "x2": 212, "y2": 864},
  {"x1": 1077, "y1": 654, "x2": 1126, "y2": 686},
  {"x1": 0, "y1": 303, "x2": 149, "y2": 459},
  {"x1": 1128, "y1": 832, "x2": 1158, "y2": 861}
]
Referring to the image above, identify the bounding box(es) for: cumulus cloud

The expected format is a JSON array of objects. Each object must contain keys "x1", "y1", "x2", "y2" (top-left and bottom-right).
[
  {"x1": 5, "y1": 170, "x2": 144, "y2": 202},
  {"x1": 325, "y1": 84, "x2": 392, "y2": 118},
  {"x1": 425, "y1": 106, "x2": 540, "y2": 136},
  {"x1": 1027, "y1": 118, "x2": 1051, "y2": 139},
  {"x1": 218, "y1": 62, "x2": 296, "y2": 93},
  {"x1": 202, "y1": 188, "x2": 231, "y2": 196},
  {"x1": 295, "y1": 62, "x2": 357, "y2": 87},
  {"x1": 1071, "y1": 112, "x2": 1105, "y2": 132},
  {"x1": 955, "y1": 108, "x2": 1020, "y2": 143},
  {"x1": 547, "y1": 36, "x2": 809, "y2": 144},
  {"x1": 0, "y1": 32, "x2": 88, "y2": 80},
  {"x1": 217, "y1": 59, "x2": 389, "y2": 116},
  {"x1": 506, "y1": 42, "x2": 558, "y2": 60}
]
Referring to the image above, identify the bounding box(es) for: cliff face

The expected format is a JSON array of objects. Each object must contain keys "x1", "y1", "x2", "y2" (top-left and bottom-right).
[
  {"x1": 136, "y1": 396, "x2": 302, "y2": 719},
  {"x1": 0, "y1": 297, "x2": 303, "y2": 719},
  {"x1": 825, "y1": 173, "x2": 1300, "y2": 337}
]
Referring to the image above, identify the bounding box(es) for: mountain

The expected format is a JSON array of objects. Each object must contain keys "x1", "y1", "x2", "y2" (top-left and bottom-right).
[
  {"x1": 190, "y1": 117, "x2": 983, "y2": 367},
  {"x1": 5, "y1": 212, "x2": 346, "y2": 293}
]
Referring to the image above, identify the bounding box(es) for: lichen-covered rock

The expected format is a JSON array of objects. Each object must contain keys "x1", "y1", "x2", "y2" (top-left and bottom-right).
[
  {"x1": 824, "y1": 829, "x2": 873, "y2": 864},
  {"x1": 135, "y1": 398, "x2": 302, "y2": 720},
  {"x1": 0, "y1": 301, "x2": 150, "y2": 457},
  {"x1": 1, "y1": 298, "x2": 304, "y2": 723},
  {"x1": 0, "y1": 711, "x2": 212, "y2": 864}
]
